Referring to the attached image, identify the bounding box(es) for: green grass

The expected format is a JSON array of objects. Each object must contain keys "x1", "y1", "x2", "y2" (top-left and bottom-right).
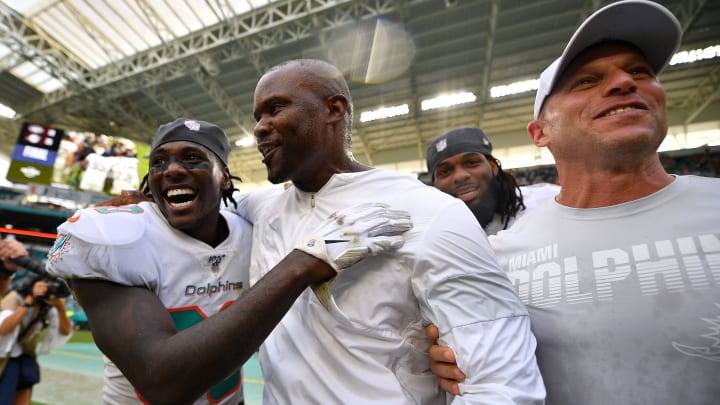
[
  {"x1": 68, "y1": 329, "x2": 95, "y2": 344},
  {"x1": 38, "y1": 328, "x2": 95, "y2": 344}
]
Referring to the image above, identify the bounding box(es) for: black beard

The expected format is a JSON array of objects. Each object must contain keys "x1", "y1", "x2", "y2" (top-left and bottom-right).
[
  {"x1": 266, "y1": 149, "x2": 291, "y2": 185},
  {"x1": 467, "y1": 177, "x2": 500, "y2": 227}
]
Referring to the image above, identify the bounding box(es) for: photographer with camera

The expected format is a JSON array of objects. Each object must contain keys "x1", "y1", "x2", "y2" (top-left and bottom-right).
[{"x1": 0, "y1": 239, "x2": 72, "y2": 405}]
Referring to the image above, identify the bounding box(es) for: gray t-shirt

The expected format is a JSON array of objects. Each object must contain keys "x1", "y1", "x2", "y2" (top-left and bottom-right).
[{"x1": 490, "y1": 175, "x2": 720, "y2": 405}]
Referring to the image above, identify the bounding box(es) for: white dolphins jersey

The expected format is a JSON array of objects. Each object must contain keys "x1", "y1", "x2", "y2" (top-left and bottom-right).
[{"x1": 47, "y1": 201, "x2": 252, "y2": 405}]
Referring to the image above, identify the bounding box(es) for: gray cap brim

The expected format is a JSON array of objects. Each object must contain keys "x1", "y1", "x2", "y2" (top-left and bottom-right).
[{"x1": 533, "y1": 0, "x2": 682, "y2": 119}]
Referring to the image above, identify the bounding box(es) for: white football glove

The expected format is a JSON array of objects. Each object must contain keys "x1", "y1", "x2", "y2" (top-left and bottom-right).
[
  {"x1": 295, "y1": 202, "x2": 413, "y2": 271},
  {"x1": 295, "y1": 203, "x2": 413, "y2": 309}
]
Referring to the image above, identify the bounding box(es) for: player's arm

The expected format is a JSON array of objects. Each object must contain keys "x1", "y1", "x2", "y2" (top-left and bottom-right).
[
  {"x1": 71, "y1": 249, "x2": 329, "y2": 405},
  {"x1": 415, "y1": 201, "x2": 544, "y2": 404},
  {"x1": 94, "y1": 189, "x2": 150, "y2": 207},
  {"x1": 69, "y1": 202, "x2": 413, "y2": 405},
  {"x1": 95, "y1": 188, "x2": 279, "y2": 226}
]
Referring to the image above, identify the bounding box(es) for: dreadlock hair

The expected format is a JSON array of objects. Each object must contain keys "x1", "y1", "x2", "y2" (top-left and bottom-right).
[
  {"x1": 488, "y1": 156, "x2": 526, "y2": 230},
  {"x1": 138, "y1": 170, "x2": 243, "y2": 210}
]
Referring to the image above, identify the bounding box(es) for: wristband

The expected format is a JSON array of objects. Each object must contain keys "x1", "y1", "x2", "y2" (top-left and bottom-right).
[{"x1": 22, "y1": 302, "x2": 32, "y2": 308}]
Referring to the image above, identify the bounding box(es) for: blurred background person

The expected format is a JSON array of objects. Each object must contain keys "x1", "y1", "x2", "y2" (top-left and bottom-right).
[
  {"x1": 0, "y1": 239, "x2": 72, "y2": 405},
  {"x1": 426, "y1": 127, "x2": 559, "y2": 235}
]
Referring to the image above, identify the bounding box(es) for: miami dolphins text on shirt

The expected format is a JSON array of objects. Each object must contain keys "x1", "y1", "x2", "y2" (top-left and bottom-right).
[
  {"x1": 184, "y1": 280, "x2": 243, "y2": 297},
  {"x1": 506, "y1": 233, "x2": 719, "y2": 307}
]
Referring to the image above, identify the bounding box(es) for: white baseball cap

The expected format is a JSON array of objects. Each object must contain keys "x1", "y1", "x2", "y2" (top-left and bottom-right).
[{"x1": 533, "y1": 0, "x2": 682, "y2": 119}]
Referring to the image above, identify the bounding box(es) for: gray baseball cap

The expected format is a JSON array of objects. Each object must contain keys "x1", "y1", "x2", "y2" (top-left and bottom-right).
[{"x1": 533, "y1": 0, "x2": 682, "y2": 119}]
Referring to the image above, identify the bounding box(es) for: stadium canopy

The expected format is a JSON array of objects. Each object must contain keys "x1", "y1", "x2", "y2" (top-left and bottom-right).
[{"x1": 1, "y1": 0, "x2": 719, "y2": 185}]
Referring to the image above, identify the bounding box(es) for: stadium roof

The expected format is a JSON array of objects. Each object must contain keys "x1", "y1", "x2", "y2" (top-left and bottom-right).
[{"x1": 1, "y1": 0, "x2": 719, "y2": 185}]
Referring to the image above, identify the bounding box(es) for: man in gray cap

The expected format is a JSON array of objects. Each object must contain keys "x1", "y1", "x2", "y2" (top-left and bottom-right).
[
  {"x1": 426, "y1": 1, "x2": 720, "y2": 403},
  {"x1": 426, "y1": 127, "x2": 559, "y2": 235},
  {"x1": 46, "y1": 117, "x2": 413, "y2": 404}
]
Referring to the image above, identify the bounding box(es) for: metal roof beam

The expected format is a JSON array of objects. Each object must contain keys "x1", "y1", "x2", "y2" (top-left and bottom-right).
[
  {"x1": 142, "y1": 86, "x2": 192, "y2": 122},
  {"x1": 478, "y1": 0, "x2": 498, "y2": 106},
  {"x1": 674, "y1": 0, "x2": 707, "y2": 32},
  {"x1": 134, "y1": 0, "x2": 176, "y2": 45},
  {"x1": 18, "y1": 0, "x2": 419, "y2": 116},
  {"x1": 22, "y1": 58, "x2": 197, "y2": 122},
  {"x1": 391, "y1": 1, "x2": 425, "y2": 166},
  {"x1": 84, "y1": 97, "x2": 156, "y2": 140},
  {"x1": 111, "y1": 98, "x2": 159, "y2": 139},
  {"x1": 0, "y1": 2, "x2": 88, "y2": 88},
  {"x1": 678, "y1": 66, "x2": 720, "y2": 125},
  {"x1": 352, "y1": 128, "x2": 374, "y2": 166},
  {"x1": 667, "y1": 0, "x2": 711, "y2": 125},
  {"x1": 191, "y1": 67, "x2": 253, "y2": 131},
  {"x1": 62, "y1": 0, "x2": 122, "y2": 64},
  {"x1": 0, "y1": 52, "x2": 23, "y2": 72},
  {"x1": 51, "y1": 114, "x2": 96, "y2": 134}
]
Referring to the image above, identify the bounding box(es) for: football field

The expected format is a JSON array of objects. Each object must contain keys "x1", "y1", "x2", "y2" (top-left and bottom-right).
[{"x1": 33, "y1": 341, "x2": 264, "y2": 404}]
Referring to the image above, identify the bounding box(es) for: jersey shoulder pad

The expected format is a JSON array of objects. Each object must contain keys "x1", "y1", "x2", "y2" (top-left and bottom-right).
[{"x1": 58, "y1": 204, "x2": 149, "y2": 245}]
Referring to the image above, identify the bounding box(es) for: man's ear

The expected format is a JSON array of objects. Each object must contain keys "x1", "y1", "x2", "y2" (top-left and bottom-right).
[
  {"x1": 487, "y1": 157, "x2": 500, "y2": 176},
  {"x1": 527, "y1": 119, "x2": 550, "y2": 148},
  {"x1": 326, "y1": 94, "x2": 348, "y2": 124},
  {"x1": 221, "y1": 167, "x2": 232, "y2": 191}
]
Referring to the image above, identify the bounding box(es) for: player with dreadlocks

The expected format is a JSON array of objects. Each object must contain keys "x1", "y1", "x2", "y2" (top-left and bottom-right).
[
  {"x1": 47, "y1": 117, "x2": 413, "y2": 404},
  {"x1": 425, "y1": 127, "x2": 559, "y2": 235},
  {"x1": 137, "y1": 163, "x2": 242, "y2": 209}
]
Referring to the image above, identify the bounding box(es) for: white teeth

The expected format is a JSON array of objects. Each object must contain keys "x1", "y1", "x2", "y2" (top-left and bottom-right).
[
  {"x1": 258, "y1": 143, "x2": 277, "y2": 157},
  {"x1": 165, "y1": 188, "x2": 196, "y2": 208},
  {"x1": 455, "y1": 187, "x2": 477, "y2": 197},
  {"x1": 167, "y1": 188, "x2": 195, "y2": 198},
  {"x1": 169, "y1": 200, "x2": 193, "y2": 208},
  {"x1": 604, "y1": 106, "x2": 637, "y2": 116},
  {"x1": 261, "y1": 146, "x2": 275, "y2": 157}
]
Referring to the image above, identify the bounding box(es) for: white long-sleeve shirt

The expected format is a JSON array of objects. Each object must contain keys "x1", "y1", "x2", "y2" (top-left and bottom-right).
[{"x1": 234, "y1": 169, "x2": 545, "y2": 404}]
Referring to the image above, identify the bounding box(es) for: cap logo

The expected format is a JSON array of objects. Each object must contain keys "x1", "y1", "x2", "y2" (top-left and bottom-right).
[
  {"x1": 435, "y1": 138, "x2": 447, "y2": 153},
  {"x1": 184, "y1": 120, "x2": 200, "y2": 131}
]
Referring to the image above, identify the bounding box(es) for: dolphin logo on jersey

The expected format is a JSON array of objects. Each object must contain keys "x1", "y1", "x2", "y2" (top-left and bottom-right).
[
  {"x1": 48, "y1": 233, "x2": 72, "y2": 262},
  {"x1": 672, "y1": 303, "x2": 720, "y2": 362},
  {"x1": 208, "y1": 254, "x2": 226, "y2": 273}
]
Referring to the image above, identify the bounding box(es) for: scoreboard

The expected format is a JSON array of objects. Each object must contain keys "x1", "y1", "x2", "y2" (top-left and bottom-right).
[{"x1": 6, "y1": 123, "x2": 64, "y2": 185}]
